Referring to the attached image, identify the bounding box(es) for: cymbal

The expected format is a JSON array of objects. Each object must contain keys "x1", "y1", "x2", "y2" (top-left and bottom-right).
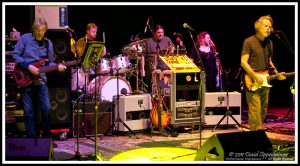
[{"x1": 127, "y1": 38, "x2": 149, "y2": 46}]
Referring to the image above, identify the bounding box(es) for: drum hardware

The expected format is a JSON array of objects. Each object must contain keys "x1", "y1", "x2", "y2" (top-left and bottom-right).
[{"x1": 108, "y1": 68, "x2": 139, "y2": 138}]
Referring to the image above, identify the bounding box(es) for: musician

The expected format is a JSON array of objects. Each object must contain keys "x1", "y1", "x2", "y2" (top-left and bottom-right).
[
  {"x1": 141, "y1": 24, "x2": 175, "y2": 93},
  {"x1": 74, "y1": 23, "x2": 107, "y2": 59},
  {"x1": 12, "y1": 17, "x2": 67, "y2": 137},
  {"x1": 70, "y1": 22, "x2": 108, "y2": 85},
  {"x1": 189, "y1": 31, "x2": 223, "y2": 92},
  {"x1": 241, "y1": 15, "x2": 286, "y2": 131}
]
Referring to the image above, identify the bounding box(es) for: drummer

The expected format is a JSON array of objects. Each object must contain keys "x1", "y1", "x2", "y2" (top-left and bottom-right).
[
  {"x1": 71, "y1": 23, "x2": 107, "y2": 76},
  {"x1": 141, "y1": 24, "x2": 175, "y2": 94}
]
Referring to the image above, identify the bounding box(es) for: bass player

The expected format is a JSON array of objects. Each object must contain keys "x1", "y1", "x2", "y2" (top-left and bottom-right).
[{"x1": 12, "y1": 17, "x2": 67, "y2": 137}]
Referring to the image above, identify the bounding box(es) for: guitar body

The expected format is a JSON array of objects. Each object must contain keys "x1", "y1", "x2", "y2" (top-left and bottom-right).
[
  {"x1": 243, "y1": 70, "x2": 270, "y2": 92},
  {"x1": 150, "y1": 97, "x2": 171, "y2": 129},
  {"x1": 243, "y1": 70, "x2": 295, "y2": 92},
  {"x1": 13, "y1": 59, "x2": 49, "y2": 88}
]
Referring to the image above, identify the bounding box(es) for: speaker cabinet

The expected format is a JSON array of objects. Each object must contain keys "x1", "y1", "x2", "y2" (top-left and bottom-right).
[
  {"x1": 72, "y1": 101, "x2": 112, "y2": 136},
  {"x1": 46, "y1": 29, "x2": 74, "y2": 63},
  {"x1": 195, "y1": 131, "x2": 273, "y2": 161},
  {"x1": 5, "y1": 137, "x2": 54, "y2": 161},
  {"x1": 48, "y1": 87, "x2": 72, "y2": 129},
  {"x1": 204, "y1": 92, "x2": 241, "y2": 125},
  {"x1": 114, "y1": 94, "x2": 152, "y2": 131}
]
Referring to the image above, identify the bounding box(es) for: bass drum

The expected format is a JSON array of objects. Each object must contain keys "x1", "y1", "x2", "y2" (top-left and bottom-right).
[{"x1": 87, "y1": 76, "x2": 132, "y2": 102}]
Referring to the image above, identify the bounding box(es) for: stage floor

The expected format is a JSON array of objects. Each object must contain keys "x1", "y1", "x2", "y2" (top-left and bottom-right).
[
  {"x1": 50, "y1": 106, "x2": 295, "y2": 162},
  {"x1": 4, "y1": 106, "x2": 296, "y2": 163}
]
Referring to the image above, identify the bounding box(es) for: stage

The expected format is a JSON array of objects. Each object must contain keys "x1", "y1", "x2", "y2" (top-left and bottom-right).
[{"x1": 5, "y1": 106, "x2": 295, "y2": 163}]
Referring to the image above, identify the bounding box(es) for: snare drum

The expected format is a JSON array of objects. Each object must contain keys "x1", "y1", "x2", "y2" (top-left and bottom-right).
[
  {"x1": 112, "y1": 54, "x2": 130, "y2": 74},
  {"x1": 98, "y1": 58, "x2": 111, "y2": 74}
]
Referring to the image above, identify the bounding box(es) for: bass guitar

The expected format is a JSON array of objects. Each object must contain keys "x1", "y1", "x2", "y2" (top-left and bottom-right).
[
  {"x1": 13, "y1": 59, "x2": 80, "y2": 88},
  {"x1": 243, "y1": 70, "x2": 295, "y2": 92}
]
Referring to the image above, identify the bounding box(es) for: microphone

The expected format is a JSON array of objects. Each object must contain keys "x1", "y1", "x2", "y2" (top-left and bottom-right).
[
  {"x1": 183, "y1": 23, "x2": 196, "y2": 32},
  {"x1": 144, "y1": 17, "x2": 150, "y2": 33},
  {"x1": 272, "y1": 29, "x2": 281, "y2": 33},
  {"x1": 173, "y1": 32, "x2": 182, "y2": 37},
  {"x1": 64, "y1": 26, "x2": 75, "y2": 33}
]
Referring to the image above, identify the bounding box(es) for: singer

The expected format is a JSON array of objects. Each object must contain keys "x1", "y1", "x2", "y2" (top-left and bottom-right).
[
  {"x1": 141, "y1": 24, "x2": 174, "y2": 94},
  {"x1": 241, "y1": 15, "x2": 286, "y2": 131},
  {"x1": 189, "y1": 31, "x2": 223, "y2": 92}
]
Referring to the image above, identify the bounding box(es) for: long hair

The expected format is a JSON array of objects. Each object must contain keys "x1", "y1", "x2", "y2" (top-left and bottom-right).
[{"x1": 196, "y1": 31, "x2": 209, "y2": 48}]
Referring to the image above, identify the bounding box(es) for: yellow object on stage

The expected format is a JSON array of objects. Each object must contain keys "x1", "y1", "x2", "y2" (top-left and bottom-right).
[
  {"x1": 159, "y1": 54, "x2": 200, "y2": 73},
  {"x1": 110, "y1": 147, "x2": 197, "y2": 162}
]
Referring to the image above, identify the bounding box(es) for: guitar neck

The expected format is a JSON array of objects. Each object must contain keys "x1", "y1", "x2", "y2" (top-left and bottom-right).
[
  {"x1": 39, "y1": 60, "x2": 78, "y2": 73},
  {"x1": 268, "y1": 72, "x2": 295, "y2": 81}
]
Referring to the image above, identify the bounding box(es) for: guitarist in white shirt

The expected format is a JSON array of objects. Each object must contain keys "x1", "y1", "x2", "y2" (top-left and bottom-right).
[
  {"x1": 241, "y1": 15, "x2": 286, "y2": 131},
  {"x1": 12, "y1": 18, "x2": 67, "y2": 137}
]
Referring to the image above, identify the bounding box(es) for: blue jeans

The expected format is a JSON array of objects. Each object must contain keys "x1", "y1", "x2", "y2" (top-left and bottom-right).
[{"x1": 22, "y1": 84, "x2": 50, "y2": 137}]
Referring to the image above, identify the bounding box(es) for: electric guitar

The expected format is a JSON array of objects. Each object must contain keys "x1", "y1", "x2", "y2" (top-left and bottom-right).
[
  {"x1": 13, "y1": 58, "x2": 80, "y2": 88},
  {"x1": 150, "y1": 70, "x2": 171, "y2": 129},
  {"x1": 243, "y1": 70, "x2": 295, "y2": 92}
]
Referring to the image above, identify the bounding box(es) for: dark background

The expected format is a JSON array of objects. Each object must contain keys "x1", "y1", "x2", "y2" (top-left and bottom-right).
[{"x1": 4, "y1": 4, "x2": 296, "y2": 107}]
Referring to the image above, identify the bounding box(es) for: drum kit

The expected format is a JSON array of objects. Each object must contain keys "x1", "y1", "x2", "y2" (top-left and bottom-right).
[{"x1": 72, "y1": 39, "x2": 148, "y2": 102}]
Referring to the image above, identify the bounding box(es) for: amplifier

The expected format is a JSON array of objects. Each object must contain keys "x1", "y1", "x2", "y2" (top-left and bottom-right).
[
  {"x1": 114, "y1": 94, "x2": 152, "y2": 131},
  {"x1": 72, "y1": 101, "x2": 112, "y2": 136},
  {"x1": 204, "y1": 92, "x2": 241, "y2": 125}
]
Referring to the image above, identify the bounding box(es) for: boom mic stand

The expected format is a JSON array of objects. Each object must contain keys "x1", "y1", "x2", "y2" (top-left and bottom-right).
[
  {"x1": 211, "y1": 69, "x2": 242, "y2": 132},
  {"x1": 65, "y1": 29, "x2": 84, "y2": 160},
  {"x1": 186, "y1": 29, "x2": 206, "y2": 148}
]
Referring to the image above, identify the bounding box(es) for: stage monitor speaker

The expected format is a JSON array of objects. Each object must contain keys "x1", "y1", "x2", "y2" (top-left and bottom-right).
[
  {"x1": 195, "y1": 130, "x2": 273, "y2": 161},
  {"x1": 114, "y1": 94, "x2": 152, "y2": 131},
  {"x1": 5, "y1": 137, "x2": 54, "y2": 161},
  {"x1": 48, "y1": 87, "x2": 72, "y2": 129},
  {"x1": 46, "y1": 29, "x2": 74, "y2": 63}
]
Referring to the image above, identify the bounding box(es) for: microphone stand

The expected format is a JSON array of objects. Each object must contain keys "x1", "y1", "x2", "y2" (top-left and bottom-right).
[
  {"x1": 273, "y1": 31, "x2": 294, "y2": 55},
  {"x1": 211, "y1": 68, "x2": 242, "y2": 132},
  {"x1": 186, "y1": 30, "x2": 205, "y2": 148},
  {"x1": 66, "y1": 29, "x2": 83, "y2": 160}
]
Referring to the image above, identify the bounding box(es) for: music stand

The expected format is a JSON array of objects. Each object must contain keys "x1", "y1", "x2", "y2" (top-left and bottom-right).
[{"x1": 82, "y1": 41, "x2": 105, "y2": 161}]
